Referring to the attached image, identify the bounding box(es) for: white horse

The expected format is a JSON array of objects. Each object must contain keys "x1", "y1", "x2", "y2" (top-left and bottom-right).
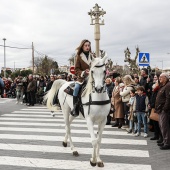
[{"x1": 45, "y1": 55, "x2": 110, "y2": 167}]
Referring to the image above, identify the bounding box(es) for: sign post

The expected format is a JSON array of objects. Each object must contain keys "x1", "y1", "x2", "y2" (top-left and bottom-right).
[
  {"x1": 70, "y1": 66, "x2": 75, "y2": 75},
  {"x1": 138, "y1": 53, "x2": 150, "y2": 67},
  {"x1": 139, "y1": 52, "x2": 150, "y2": 77}
]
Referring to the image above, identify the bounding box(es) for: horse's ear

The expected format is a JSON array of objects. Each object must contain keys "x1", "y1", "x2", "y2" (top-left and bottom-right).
[{"x1": 102, "y1": 53, "x2": 108, "y2": 63}]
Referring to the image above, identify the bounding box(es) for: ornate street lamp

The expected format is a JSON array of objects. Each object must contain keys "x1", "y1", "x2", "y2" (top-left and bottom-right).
[
  {"x1": 88, "y1": 4, "x2": 106, "y2": 57},
  {"x1": 2, "y1": 38, "x2": 6, "y2": 78}
]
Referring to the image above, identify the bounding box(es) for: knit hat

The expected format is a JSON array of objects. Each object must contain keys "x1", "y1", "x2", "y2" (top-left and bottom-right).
[{"x1": 161, "y1": 73, "x2": 169, "y2": 79}]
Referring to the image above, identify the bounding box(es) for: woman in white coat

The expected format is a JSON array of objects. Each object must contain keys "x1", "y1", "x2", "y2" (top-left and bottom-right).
[{"x1": 120, "y1": 75, "x2": 135, "y2": 128}]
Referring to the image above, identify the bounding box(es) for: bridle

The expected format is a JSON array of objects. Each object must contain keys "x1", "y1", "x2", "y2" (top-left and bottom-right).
[
  {"x1": 82, "y1": 63, "x2": 110, "y2": 114},
  {"x1": 91, "y1": 63, "x2": 107, "y2": 93}
]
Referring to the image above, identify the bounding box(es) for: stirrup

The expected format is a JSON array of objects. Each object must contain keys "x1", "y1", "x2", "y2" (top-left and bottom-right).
[
  {"x1": 70, "y1": 106, "x2": 79, "y2": 117},
  {"x1": 70, "y1": 110, "x2": 79, "y2": 117}
]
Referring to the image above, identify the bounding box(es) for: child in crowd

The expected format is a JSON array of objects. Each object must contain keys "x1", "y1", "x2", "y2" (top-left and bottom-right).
[
  {"x1": 133, "y1": 86, "x2": 149, "y2": 138},
  {"x1": 126, "y1": 89, "x2": 137, "y2": 134}
]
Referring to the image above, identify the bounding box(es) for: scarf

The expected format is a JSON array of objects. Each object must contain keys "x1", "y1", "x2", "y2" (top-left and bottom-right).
[{"x1": 83, "y1": 51, "x2": 89, "y2": 60}]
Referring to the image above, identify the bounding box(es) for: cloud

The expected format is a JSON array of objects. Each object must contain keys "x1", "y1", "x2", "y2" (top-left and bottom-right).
[{"x1": 0, "y1": 0, "x2": 170, "y2": 70}]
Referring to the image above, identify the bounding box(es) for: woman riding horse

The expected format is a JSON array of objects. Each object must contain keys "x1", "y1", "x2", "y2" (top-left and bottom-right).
[{"x1": 71, "y1": 39, "x2": 93, "y2": 117}]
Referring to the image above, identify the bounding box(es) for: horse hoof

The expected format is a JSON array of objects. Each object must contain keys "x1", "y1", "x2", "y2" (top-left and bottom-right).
[
  {"x1": 97, "y1": 162, "x2": 104, "y2": 167},
  {"x1": 73, "y1": 151, "x2": 79, "y2": 157},
  {"x1": 62, "y1": 142, "x2": 67, "y2": 147},
  {"x1": 90, "y1": 161, "x2": 96, "y2": 167}
]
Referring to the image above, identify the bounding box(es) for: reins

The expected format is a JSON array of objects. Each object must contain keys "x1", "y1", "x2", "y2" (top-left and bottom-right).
[{"x1": 82, "y1": 63, "x2": 110, "y2": 114}]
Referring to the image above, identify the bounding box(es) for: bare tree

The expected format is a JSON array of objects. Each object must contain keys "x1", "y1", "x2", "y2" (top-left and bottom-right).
[
  {"x1": 31, "y1": 56, "x2": 59, "y2": 75},
  {"x1": 34, "y1": 56, "x2": 43, "y2": 74},
  {"x1": 68, "y1": 53, "x2": 76, "y2": 66}
]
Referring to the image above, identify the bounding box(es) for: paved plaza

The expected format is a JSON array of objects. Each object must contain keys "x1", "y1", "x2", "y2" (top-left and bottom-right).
[{"x1": 0, "y1": 98, "x2": 170, "y2": 170}]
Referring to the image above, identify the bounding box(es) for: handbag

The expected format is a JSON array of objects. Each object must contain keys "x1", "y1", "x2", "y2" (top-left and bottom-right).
[
  {"x1": 150, "y1": 108, "x2": 159, "y2": 121},
  {"x1": 110, "y1": 104, "x2": 115, "y2": 114}
]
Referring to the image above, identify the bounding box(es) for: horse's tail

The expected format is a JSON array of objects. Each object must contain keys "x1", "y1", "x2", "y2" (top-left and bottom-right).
[{"x1": 45, "y1": 79, "x2": 66, "y2": 111}]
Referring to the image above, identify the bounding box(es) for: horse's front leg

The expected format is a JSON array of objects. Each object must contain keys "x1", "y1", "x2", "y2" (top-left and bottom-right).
[
  {"x1": 86, "y1": 118, "x2": 97, "y2": 167},
  {"x1": 96, "y1": 117, "x2": 106, "y2": 167}
]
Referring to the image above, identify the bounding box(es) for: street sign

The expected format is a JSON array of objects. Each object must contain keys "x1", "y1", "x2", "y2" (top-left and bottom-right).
[
  {"x1": 138, "y1": 53, "x2": 150, "y2": 66},
  {"x1": 70, "y1": 66, "x2": 75, "y2": 74}
]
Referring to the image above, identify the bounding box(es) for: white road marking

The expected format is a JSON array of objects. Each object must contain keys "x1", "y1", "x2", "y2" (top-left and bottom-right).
[
  {"x1": 0, "y1": 156, "x2": 152, "y2": 170},
  {"x1": 0, "y1": 134, "x2": 147, "y2": 145},
  {"x1": 0, "y1": 143, "x2": 149, "y2": 157},
  {"x1": 0, "y1": 126, "x2": 128, "y2": 135}
]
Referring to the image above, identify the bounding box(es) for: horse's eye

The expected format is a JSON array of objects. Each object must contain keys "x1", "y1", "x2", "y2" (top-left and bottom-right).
[
  {"x1": 91, "y1": 70, "x2": 93, "y2": 74},
  {"x1": 104, "y1": 70, "x2": 106, "y2": 74}
]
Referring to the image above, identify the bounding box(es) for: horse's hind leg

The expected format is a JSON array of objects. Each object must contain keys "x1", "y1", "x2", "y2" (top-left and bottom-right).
[
  {"x1": 62, "y1": 110, "x2": 69, "y2": 147},
  {"x1": 63, "y1": 112, "x2": 79, "y2": 156},
  {"x1": 63, "y1": 113, "x2": 73, "y2": 146},
  {"x1": 96, "y1": 118, "x2": 106, "y2": 167}
]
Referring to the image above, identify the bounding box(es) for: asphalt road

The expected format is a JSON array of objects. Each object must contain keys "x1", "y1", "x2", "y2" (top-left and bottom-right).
[{"x1": 0, "y1": 98, "x2": 170, "y2": 170}]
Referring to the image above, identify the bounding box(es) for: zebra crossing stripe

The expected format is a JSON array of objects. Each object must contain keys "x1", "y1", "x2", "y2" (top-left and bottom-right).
[
  {"x1": 0, "y1": 117, "x2": 86, "y2": 122},
  {"x1": 22, "y1": 108, "x2": 56, "y2": 111},
  {"x1": 0, "y1": 134, "x2": 147, "y2": 145},
  {"x1": 0, "y1": 127, "x2": 129, "y2": 135},
  {"x1": 0, "y1": 121, "x2": 89, "y2": 127},
  {"x1": 0, "y1": 156, "x2": 152, "y2": 170},
  {"x1": 0, "y1": 143, "x2": 149, "y2": 157},
  {"x1": 12, "y1": 111, "x2": 54, "y2": 114},
  {"x1": 26, "y1": 107, "x2": 47, "y2": 108},
  {"x1": 2, "y1": 114, "x2": 59, "y2": 118}
]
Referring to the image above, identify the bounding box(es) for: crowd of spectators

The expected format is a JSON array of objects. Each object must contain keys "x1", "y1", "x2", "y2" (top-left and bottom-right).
[
  {"x1": 1, "y1": 68, "x2": 170, "y2": 150},
  {"x1": 106, "y1": 68, "x2": 170, "y2": 150},
  {"x1": 0, "y1": 73, "x2": 76, "y2": 106}
]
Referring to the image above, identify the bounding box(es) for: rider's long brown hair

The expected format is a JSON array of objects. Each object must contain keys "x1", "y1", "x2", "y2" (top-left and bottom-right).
[{"x1": 76, "y1": 39, "x2": 91, "y2": 56}]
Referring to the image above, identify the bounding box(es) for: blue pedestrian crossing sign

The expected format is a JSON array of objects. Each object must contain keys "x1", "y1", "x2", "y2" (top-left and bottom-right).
[{"x1": 138, "y1": 53, "x2": 150, "y2": 66}]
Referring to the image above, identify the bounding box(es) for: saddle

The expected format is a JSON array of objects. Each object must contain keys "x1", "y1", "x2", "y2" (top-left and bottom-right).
[
  {"x1": 64, "y1": 82, "x2": 86, "y2": 96},
  {"x1": 63, "y1": 83, "x2": 75, "y2": 96}
]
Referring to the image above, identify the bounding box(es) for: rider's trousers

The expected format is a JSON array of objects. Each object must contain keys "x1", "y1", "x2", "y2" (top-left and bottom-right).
[{"x1": 73, "y1": 83, "x2": 81, "y2": 97}]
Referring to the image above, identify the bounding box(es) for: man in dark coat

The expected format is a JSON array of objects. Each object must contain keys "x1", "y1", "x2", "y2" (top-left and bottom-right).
[
  {"x1": 139, "y1": 68, "x2": 148, "y2": 88},
  {"x1": 45, "y1": 75, "x2": 55, "y2": 92},
  {"x1": 155, "y1": 73, "x2": 170, "y2": 150},
  {"x1": 0, "y1": 76, "x2": 4, "y2": 98},
  {"x1": 27, "y1": 74, "x2": 37, "y2": 106}
]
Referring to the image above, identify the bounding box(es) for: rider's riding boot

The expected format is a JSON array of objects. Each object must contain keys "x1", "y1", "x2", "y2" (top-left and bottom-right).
[{"x1": 70, "y1": 96, "x2": 79, "y2": 117}]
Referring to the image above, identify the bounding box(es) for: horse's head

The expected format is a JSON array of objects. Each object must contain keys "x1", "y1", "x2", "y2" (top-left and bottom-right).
[{"x1": 90, "y1": 54, "x2": 108, "y2": 93}]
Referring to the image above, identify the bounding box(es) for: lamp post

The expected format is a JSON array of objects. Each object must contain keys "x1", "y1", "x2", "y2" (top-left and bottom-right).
[
  {"x1": 162, "y1": 60, "x2": 163, "y2": 72},
  {"x1": 2, "y1": 38, "x2": 6, "y2": 78},
  {"x1": 88, "y1": 4, "x2": 106, "y2": 57},
  {"x1": 157, "y1": 60, "x2": 163, "y2": 72},
  {"x1": 160, "y1": 60, "x2": 163, "y2": 72}
]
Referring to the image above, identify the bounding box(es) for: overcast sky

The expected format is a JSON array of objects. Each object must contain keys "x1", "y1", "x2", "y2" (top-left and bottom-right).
[{"x1": 0, "y1": 0, "x2": 170, "y2": 70}]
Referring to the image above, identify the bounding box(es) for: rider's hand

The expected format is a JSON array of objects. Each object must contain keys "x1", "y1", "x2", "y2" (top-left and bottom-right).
[{"x1": 85, "y1": 69, "x2": 89, "y2": 74}]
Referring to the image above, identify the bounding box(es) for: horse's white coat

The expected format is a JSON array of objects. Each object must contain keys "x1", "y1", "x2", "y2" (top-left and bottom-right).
[{"x1": 45, "y1": 55, "x2": 111, "y2": 167}]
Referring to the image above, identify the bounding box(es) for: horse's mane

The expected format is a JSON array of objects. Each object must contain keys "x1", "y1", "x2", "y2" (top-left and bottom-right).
[{"x1": 82, "y1": 58, "x2": 101, "y2": 97}]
